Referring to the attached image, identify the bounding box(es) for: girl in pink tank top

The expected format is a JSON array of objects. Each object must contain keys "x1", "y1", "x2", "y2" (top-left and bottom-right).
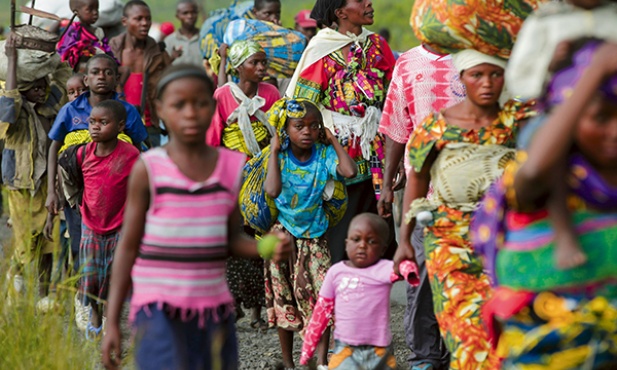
[{"x1": 101, "y1": 64, "x2": 291, "y2": 370}]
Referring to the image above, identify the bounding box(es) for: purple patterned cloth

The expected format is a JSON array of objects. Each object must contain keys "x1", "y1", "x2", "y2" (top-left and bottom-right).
[
  {"x1": 56, "y1": 22, "x2": 116, "y2": 69},
  {"x1": 546, "y1": 40, "x2": 617, "y2": 108}
]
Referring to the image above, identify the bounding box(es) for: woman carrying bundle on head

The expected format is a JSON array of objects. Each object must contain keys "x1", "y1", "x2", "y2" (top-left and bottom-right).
[
  {"x1": 393, "y1": 49, "x2": 536, "y2": 369},
  {"x1": 206, "y1": 39, "x2": 280, "y2": 330}
]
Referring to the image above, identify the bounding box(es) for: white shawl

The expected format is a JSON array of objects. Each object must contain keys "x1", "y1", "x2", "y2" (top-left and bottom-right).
[
  {"x1": 226, "y1": 82, "x2": 276, "y2": 156},
  {"x1": 284, "y1": 27, "x2": 374, "y2": 98}
]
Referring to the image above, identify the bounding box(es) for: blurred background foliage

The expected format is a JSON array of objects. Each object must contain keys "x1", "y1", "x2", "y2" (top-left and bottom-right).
[{"x1": 0, "y1": 0, "x2": 419, "y2": 52}]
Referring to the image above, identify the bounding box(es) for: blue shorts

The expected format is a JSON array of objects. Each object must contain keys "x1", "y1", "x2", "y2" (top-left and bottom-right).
[{"x1": 134, "y1": 304, "x2": 238, "y2": 370}]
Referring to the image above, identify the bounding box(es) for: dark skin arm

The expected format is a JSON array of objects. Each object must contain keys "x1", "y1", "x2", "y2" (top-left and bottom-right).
[
  {"x1": 392, "y1": 148, "x2": 436, "y2": 275},
  {"x1": 101, "y1": 160, "x2": 150, "y2": 370},
  {"x1": 325, "y1": 128, "x2": 358, "y2": 178},
  {"x1": 5, "y1": 33, "x2": 17, "y2": 91},
  {"x1": 227, "y1": 205, "x2": 292, "y2": 260},
  {"x1": 378, "y1": 137, "x2": 407, "y2": 218},
  {"x1": 264, "y1": 134, "x2": 282, "y2": 199},
  {"x1": 217, "y1": 44, "x2": 229, "y2": 88},
  {"x1": 45, "y1": 140, "x2": 63, "y2": 215},
  {"x1": 515, "y1": 43, "x2": 617, "y2": 205}
]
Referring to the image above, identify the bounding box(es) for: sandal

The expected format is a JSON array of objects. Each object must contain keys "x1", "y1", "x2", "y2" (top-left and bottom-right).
[
  {"x1": 85, "y1": 321, "x2": 103, "y2": 341},
  {"x1": 249, "y1": 318, "x2": 268, "y2": 331}
]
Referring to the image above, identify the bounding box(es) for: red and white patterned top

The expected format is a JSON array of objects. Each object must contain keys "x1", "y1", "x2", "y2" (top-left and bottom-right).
[{"x1": 379, "y1": 45, "x2": 465, "y2": 172}]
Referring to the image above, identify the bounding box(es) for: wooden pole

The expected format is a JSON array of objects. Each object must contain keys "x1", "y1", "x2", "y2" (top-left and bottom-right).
[
  {"x1": 29, "y1": 0, "x2": 36, "y2": 25},
  {"x1": 10, "y1": 0, "x2": 16, "y2": 30}
]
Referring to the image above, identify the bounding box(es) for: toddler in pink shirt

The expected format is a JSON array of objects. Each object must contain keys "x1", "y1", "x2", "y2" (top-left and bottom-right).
[{"x1": 300, "y1": 213, "x2": 418, "y2": 369}]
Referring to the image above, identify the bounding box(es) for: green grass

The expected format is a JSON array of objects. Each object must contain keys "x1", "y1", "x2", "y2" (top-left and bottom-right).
[
  {"x1": 0, "y1": 269, "x2": 99, "y2": 369},
  {"x1": 2, "y1": 0, "x2": 418, "y2": 51}
]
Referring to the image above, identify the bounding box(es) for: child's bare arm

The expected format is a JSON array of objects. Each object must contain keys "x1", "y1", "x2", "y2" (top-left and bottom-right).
[
  {"x1": 46, "y1": 141, "x2": 63, "y2": 215},
  {"x1": 228, "y1": 205, "x2": 292, "y2": 262},
  {"x1": 102, "y1": 159, "x2": 150, "y2": 370},
  {"x1": 325, "y1": 128, "x2": 357, "y2": 178},
  {"x1": 0, "y1": 34, "x2": 24, "y2": 128},
  {"x1": 264, "y1": 135, "x2": 282, "y2": 198},
  {"x1": 4, "y1": 33, "x2": 17, "y2": 91},
  {"x1": 43, "y1": 213, "x2": 55, "y2": 242},
  {"x1": 516, "y1": 43, "x2": 617, "y2": 205}
]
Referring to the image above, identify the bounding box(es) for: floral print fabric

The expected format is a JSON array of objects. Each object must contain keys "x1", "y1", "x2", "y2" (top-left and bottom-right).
[
  {"x1": 410, "y1": 0, "x2": 545, "y2": 59},
  {"x1": 264, "y1": 222, "x2": 332, "y2": 334},
  {"x1": 404, "y1": 100, "x2": 535, "y2": 369}
]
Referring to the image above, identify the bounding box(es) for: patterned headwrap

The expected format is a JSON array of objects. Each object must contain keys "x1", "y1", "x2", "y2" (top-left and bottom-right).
[
  {"x1": 546, "y1": 40, "x2": 617, "y2": 109},
  {"x1": 228, "y1": 40, "x2": 265, "y2": 69},
  {"x1": 266, "y1": 97, "x2": 324, "y2": 149}
]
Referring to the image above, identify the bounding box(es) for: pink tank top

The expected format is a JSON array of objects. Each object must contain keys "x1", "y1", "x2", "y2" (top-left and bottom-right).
[{"x1": 129, "y1": 147, "x2": 246, "y2": 323}]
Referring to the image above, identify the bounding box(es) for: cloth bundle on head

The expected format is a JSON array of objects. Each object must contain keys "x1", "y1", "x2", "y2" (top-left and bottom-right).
[
  {"x1": 267, "y1": 97, "x2": 319, "y2": 136},
  {"x1": 0, "y1": 42, "x2": 61, "y2": 84},
  {"x1": 452, "y1": 49, "x2": 507, "y2": 73},
  {"x1": 410, "y1": 0, "x2": 546, "y2": 59},
  {"x1": 199, "y1": 0, "x2": 254, "y2": 59},
  {"x1": 208, "y1": 40, "x2": 263, "y2": 77},
  {"x1": 223, "y1": 19, "x2": 307, "y2": 78},
  {"x1": 546, "y1": 39, "x2": 617, "y2": 109}
]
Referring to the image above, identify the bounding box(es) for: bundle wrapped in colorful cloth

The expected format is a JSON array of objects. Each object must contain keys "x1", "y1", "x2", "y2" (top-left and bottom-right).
[
  {"x1": 223, "y1": 19, "x2": 306, "y2": 78},
  {"x1": 199, "y1": 0, "x2": 253, "y2": 59},
  {"x1": 410, "y1": 0, "x2": 546, "y2": 59}
]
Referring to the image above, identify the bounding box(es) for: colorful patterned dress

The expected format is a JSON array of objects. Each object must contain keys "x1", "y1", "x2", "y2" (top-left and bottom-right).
[
  {"x1": 406, "y1": 101, "x2": 533, "y2": 369},
  {"x1": 56, "y1": 22, "x2": 115, "y2": 70},
  {"x1": 474, "y1": 153, "x2": 617, "y2": 369},
  {"x1": 292, "y1": 31, "x2": 396, "y2": 262},
  {"x1": 293, "y1": 33, "x2": 395, "y2": 191}
]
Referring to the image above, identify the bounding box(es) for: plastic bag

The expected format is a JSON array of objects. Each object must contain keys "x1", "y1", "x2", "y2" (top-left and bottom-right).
[{"x1": 410, "y1": 0, "x2": 546, "y2": 59}]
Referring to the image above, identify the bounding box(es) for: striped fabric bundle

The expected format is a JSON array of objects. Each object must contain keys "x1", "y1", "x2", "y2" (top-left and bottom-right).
[
  {"x1": 224, "y1": 19, "x2": 307, "y2": 78},
  {"x1": 129, "y1": 147, "x2": 246, "y2": 323}
]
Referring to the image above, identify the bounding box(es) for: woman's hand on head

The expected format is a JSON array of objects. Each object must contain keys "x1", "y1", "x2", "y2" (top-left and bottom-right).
[
  {"x1": 4, "y1": 32, "x2": 17, "y2": 59},
  {"x1": 218, "y1": 44, "x2": 228, "y2": 59}
]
